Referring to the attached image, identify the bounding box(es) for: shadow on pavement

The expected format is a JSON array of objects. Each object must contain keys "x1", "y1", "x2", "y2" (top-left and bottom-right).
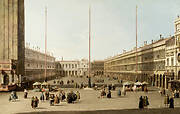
[{"x1": 16, "y1": 108, "x2": 180, "y2": 114}]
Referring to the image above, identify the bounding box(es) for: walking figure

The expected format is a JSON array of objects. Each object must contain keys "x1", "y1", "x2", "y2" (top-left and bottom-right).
[
  {"x1": 139, "y1": 96, "x2": 144, "y2": 109},
  {"x1": 169, "y1": 97, "x2": 174, "y2": 108}
]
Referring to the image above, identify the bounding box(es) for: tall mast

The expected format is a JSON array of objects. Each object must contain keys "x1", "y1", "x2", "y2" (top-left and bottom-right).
[
  {"x1": 135, "y1": 5, "x2": 138, "y2": 81},
  {"x1": 45, "y1": 7, "x2": 47, "y2": 81},
  {"x1": 89, "y1": 6, "x2": 91, "y2": 87},
  {"x1": 88, "y1": 6, "x2": 91, "y2": 85}
]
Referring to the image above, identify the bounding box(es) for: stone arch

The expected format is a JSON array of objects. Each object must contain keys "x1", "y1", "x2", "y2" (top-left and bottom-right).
[
  {"x1": 157, "y1": 74, "x2": 159, "y2": 87},
  {"x1": 178, "y1": 71, "x2": 180, "y2": 80},
  {"x1": 153, "y1": 74, "x2": 156, "y2": 86},
  {"x1": 160, "y1": 74, "x2": 162, "y2": 87},
  {"x1": 163, "y1": 74, "x2": 165, "y2": 88}
]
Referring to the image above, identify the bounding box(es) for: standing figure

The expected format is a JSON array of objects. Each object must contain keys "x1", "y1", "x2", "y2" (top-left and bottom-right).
[
  {"x1": 34, "y1": 96, "x2": 39, "y2": 108},
  {"x1": 61, "y1": 91, "x2": 66, "y2": 101},
  {"x1": 169, "y1": 97, "x2": 174, "y2": 108},
  {"x1": 31, "y1": 96, "x2": 35, "y2": 108},
  {"x1": 67, "y1": 92, "x2": 73, "y2": 103},
  {"x1": 54, "y1": 95, "x2": 60, "y2": 104},
  {"x1": 107, "y1": 90, "x2": 111, "y2": 98},
  {"x1": 24, "y1": 89, "x2": 28, "y2": 99},
  {"x1": 144, "y1": 96, "x2": 149, "y2": 108},
  {"x1": 40, "y1": 92, "x2": 45, "y2": 101},
  {"x1": 45, "y1": 91, "x2": 49, "y2": 100},
  {"x1": 117, "y1": 89, "x2": 121, "y2": 96},
  {"x1": 50, "y1": 94, "x2": 55, "y2": 106},
  {"x1": 139, "y1": 96, "x2": 144, "y2": 109},
  {"x1": 76, "y1": 91, "x2": 80, "y2": 101}
]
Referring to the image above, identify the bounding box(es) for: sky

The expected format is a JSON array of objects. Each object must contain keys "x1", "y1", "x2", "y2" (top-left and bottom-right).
[{"x1": 25, "y1": 0, "x2": 180, "y2": 61}]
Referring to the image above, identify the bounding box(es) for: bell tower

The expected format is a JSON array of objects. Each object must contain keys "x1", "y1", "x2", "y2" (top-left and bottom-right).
[{"x1": 0, "y1": 0, "x2": 24, "y2": 85}]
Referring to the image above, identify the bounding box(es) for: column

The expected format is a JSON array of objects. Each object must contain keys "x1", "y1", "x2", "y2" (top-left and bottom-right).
[
  {"x1": 0, "y1": 0, "x2": 4, "y2": 60},
  {"x1": 0, "y1": 74, "x2": 3, "y2": 84},
  {"x1": 165, "y1": 75, "x2": 167, "y2": 89}
]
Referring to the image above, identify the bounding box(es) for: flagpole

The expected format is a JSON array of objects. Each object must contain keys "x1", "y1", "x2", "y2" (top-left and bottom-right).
[
  {"x1": 45, "y1": 7, "x2": 47, "y2": 82},
  {"x1": 88, "y1": 5, "x2": 91, "y2": 88},
  {"x1": 135, "y1": 5, "x2": 138, "y2": 81}
]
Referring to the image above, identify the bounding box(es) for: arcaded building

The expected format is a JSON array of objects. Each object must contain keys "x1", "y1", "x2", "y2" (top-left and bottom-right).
[
  {"x1": 91, "y1": 60, "x2": 104, "y2": 76},
  {"x1": 56, "y1": 59, "x2": 89, "y2": 77},
  {"x1": 104, "y1": 16, "x2": 180, "y2": 89},
  {"x1": 104, "y1": 37, "x2": 169, "y2": 88},
  {"x1": 24, "y1": 47, "x2": 56, "y2": 82},
  {"x1": 56, "y1": 60, "x2": 79, "y2": 76}
]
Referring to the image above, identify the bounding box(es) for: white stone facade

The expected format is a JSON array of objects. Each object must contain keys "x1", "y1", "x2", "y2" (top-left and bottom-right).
[{"x1": 56, "y1": 59, "x2": 88, "y2": 77}]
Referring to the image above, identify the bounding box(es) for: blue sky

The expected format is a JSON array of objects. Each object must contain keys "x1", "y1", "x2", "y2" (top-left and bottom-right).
[{"x1": 25, "y1": 0, "x2": 180, "y2": 60}]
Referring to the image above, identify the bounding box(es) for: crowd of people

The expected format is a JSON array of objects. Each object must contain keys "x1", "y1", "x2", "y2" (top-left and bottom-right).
[
  {"x1": 30, "y1": 90, "x2": 81, "y2": 108},
  {"x1": 7, "y1": 77, "x2": 180, "y2": 110}
]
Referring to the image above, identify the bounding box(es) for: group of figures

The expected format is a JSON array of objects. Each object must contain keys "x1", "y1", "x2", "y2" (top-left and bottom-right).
[
  {"x1": 139, "y1": 96, "x2": 149, "y2": 109},
  {"x1": 31, "y1": 96, "x2": 39, "y2": 108},
  {"x1": 100, "y1": 85, "x2": 126, "y2": 98},
  {"x1": 173, "y1": 90, "x2": 179, "y2": 98},
  {"x1": 30, "y1": 90, "x2": 80, "y2": 108},
  {"x1": 9, "y1": 91, "x2": 18, "y2": 102},
  {"x1": 100, "y1": 89, "x2": 111, "y2": 98},
  {"x1": 53, "y1": 80, "x2": 64, "y2": 86},
  {"x1": 66, "y1": 91, "x2": 80, "y2": 103},
  {"x1": 164, "y1": 94, "x2": 174, "y2": 108}
]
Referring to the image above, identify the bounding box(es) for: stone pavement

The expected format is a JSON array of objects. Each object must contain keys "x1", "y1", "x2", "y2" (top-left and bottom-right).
[{"x1": 0, "y1": 87, "x2": 180, "y2": 114}]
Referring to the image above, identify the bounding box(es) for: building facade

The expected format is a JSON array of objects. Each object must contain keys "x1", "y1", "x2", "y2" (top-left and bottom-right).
[
  {"x1": 104, "y1": 37, "x2": 170, "y2": 88},
  {"x1": 24, "y1": 47, "x2": 56, "y2": 82},
  {"x1": 56, "y1": 60, "x2": 79, "y2": 77},
  {"x1": 0, "y1": 0, "x2": 25, "y2": 86},
  {"x1": 91, "y1": 60, "x2": 104, "y2": 76},
  {"x1": 78, "y1": 59, "x2": 88, "y2": 76},
  {"x1": 175, "y1": 16, "x2": 180, "y2": 80},
  {"x1": 56, "y1": 59, "x2": 89, "y2": 77}
]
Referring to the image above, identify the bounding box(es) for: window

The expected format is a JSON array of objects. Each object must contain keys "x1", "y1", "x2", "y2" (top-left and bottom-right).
[
  {"x1": 167, "y1": 58, "x2": 169, "y2": 66},
  {"x1": 171, "y1": 57, "x2": 174, "y2": 66}
]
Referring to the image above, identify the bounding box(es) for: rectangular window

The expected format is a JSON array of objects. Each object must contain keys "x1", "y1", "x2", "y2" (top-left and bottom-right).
[
  {"x1": 167, "y1": 58, "x2": 169, "y2": 66},
  {"x1": 171, "y1": 57, "x2": 174, "y2": 66}
]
